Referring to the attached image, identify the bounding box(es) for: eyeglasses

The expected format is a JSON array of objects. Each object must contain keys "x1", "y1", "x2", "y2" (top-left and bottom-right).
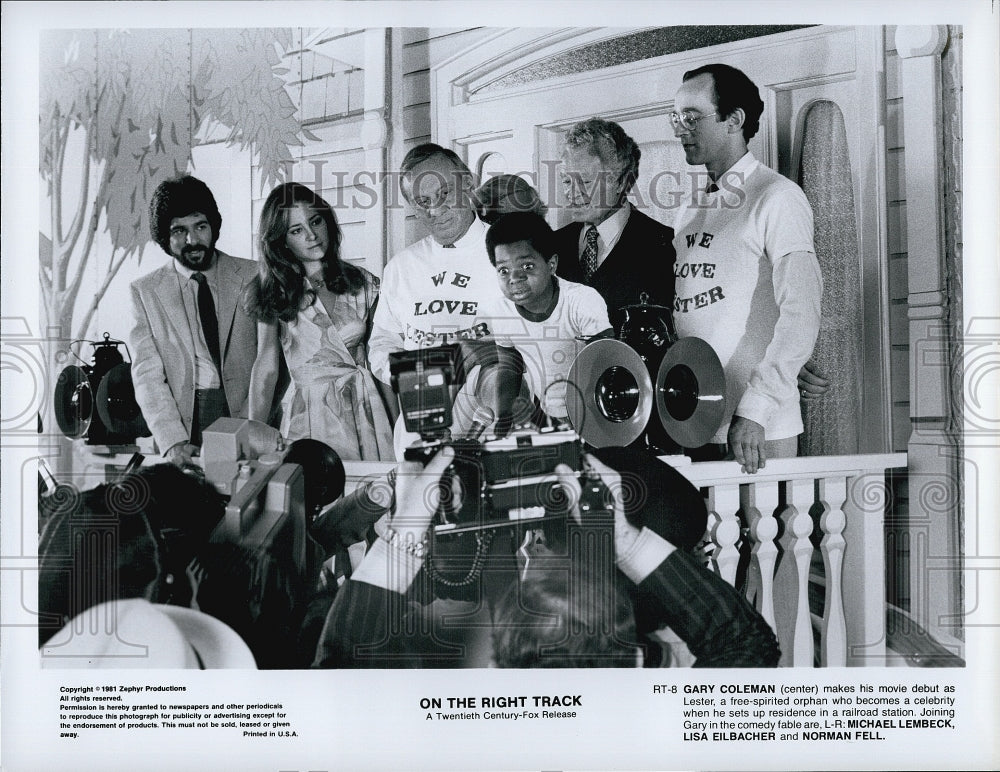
[
  {"x1": 668, "y1": 110, "x2": 719, "y2": 132},
  {"x1": 413, "y1": 185, "x2": 454, "y2": 212},
  {"x1": 409, "y1": 170, "x2": 472, "y2": 212}
]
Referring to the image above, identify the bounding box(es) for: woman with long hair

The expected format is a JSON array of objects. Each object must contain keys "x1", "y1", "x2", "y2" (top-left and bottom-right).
[{"x1": 245, "y1": 182, "x2": 393, "y2": 461}]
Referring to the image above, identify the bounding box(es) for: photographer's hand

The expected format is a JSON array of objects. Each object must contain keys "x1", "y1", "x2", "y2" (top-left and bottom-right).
[
  {"x1": 351, "y1": 446, "x2": 454, "y2": 595},
  {"x1": 555, "y1": 454, "x2": 643, "y2": 556},
  {"x1": 165, "y1": 441, "x2": 198, "y2": 468},
  {"x1": 388, "y1": 446, "x2": 453, "y2": 543}
]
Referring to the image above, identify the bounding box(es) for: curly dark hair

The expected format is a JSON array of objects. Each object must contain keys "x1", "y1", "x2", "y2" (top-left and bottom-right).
[
  {"x1": 149, "y1": 175, "x2": 223, "y2": 255},
  {"x1": 682, "y1": 63, "x2": 764, "y2": 143},
  {"x1": 244, "y1": 182, "x2": 365, "y2": 323},
  {"x1": 485, "y1": 211, "x2": 557, "y2": 265}
]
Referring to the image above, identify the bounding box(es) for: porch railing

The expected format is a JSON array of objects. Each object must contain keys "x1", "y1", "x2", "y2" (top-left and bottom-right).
[
  {"x1": 675, "y1": 453, "x2": 907, "y2": 667},
  {"x1": 343, "y1": 451, "x2": 907, "y2": 668}
]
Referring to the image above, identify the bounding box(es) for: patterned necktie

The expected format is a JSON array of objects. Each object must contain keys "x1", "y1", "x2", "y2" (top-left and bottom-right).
[
  {"x1": 192, "y1": 272, "x2": 222, "y2": 375},
  {"x1": 582, "y1": 225, "x2": 599, "y2": 281}
]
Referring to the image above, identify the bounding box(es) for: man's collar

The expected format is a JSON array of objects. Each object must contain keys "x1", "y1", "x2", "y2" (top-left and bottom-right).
[
  {"x1": 597, "y1": 201, "x2": 632, "y2": 244},
  {"x1": 440, "y1": 216, "x2": 487, "y2": 250},
  {"x1": 592, "y1": 201, "x2": 631, "y2": 244},
  {"x1": 711, "y1": 152, "x2": 759, "y2": 191}
]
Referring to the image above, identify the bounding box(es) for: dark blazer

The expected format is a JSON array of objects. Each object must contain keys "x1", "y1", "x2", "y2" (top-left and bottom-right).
[
  {"x1": 554, "y1": 207, "x2": 676, "y2": 318},
  {"x1": 312, "y1": 548, "x2": 779, "y2": 669}
]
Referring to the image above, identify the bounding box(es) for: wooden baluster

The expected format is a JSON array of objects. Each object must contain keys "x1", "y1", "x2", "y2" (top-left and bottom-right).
[
  {"x1": 816, "y1": 476, "x2": 848, "y2": 666},
  {"x1": 706, "y1": 484, "x2": 741, "y2": 587},
  {"x1": 842, "y1": 471, "x2": 888, "y2": 665},
  {"x1": 775, "y1": 479, "x2": 817, "y2": 667},
  {"x1": 741, "y1": 481, "x2": 780, "y2": 634}
]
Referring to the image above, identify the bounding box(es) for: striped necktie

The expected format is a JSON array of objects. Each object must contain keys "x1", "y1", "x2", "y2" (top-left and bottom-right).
[{"x1": 582, "y1": 225, "x2": 599, "y2": 281}]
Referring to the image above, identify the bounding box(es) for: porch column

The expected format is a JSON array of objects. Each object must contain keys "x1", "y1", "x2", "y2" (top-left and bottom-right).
[
  {"x1": 361, "y1": 28, "x2": 389, "y2": 277},
  {"x1": 894, "y1": 26, "x2": 962, "y2": 644}
]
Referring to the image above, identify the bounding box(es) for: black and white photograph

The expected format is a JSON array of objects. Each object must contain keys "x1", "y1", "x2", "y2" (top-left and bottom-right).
[{"x1": 2, "y1": 1, "x2": 998, "y2": 770}]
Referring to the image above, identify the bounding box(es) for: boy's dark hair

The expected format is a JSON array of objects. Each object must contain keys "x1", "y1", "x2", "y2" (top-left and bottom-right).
[
  {"x1": 484, "y1": 212, "x2": 557, "y2": 265},
  {"x1": 149, "y1": 175, "x2": 223, "y2": 255},
  {"x1": 682, "y1": 63, "x2": 764, "y2": 143}
]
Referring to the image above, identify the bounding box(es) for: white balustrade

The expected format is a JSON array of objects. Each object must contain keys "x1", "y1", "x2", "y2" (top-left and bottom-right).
[
  {"x1": 775, "y1": 478, "x2": 816, "y2": 667},
  {"x1": 677, "y1": 454, "x2": 906, "y2": 667},
  {"x1": 342, "y1": 452, "x2": 907, "y2": 668}
]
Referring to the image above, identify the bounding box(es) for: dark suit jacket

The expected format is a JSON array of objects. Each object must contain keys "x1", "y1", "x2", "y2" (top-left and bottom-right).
[
  {"x1": 312, "y1": 548, "x2": 780, "y2": 669},
  {"x1": 554, "y1": 207, "x2": 676, "y2": 318}
]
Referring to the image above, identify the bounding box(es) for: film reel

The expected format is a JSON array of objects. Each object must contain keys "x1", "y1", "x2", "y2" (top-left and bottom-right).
[
  {"x1": 654, "y1": 336, "x2": 726, "y2": 448},
  {"x1": 565, "y1": 338, "x2": 653, "y2": 448}
]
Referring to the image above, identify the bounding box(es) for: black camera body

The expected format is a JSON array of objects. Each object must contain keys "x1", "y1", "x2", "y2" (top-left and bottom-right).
[
  {"x1": 389, "y1": 344, "x2": 465, "y2": 439},
  {"x1": 389, "y1": 346, "x2": 612, "y2": 535},
  {"x1": 404, "y1": 429, "x2": 611, "y2": 534}
]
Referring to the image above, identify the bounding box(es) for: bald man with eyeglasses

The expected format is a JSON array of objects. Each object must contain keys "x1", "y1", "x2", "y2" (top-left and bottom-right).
[{"x1": 669, "y1": 63, "x2": 824, "y2": 474}]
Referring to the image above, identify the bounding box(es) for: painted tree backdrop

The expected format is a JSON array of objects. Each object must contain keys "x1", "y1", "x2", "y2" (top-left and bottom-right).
[
  {"x1": 38, "y1": 28, "x2": 317, "y2": 454},
  {"x1": 39, "y1": 27, "x2": 317, "y2": 338}
]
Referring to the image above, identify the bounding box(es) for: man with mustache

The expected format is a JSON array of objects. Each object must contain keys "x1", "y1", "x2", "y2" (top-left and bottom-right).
[{"x1": 129, "y1": 175, "x2": 260, "y2": 466}]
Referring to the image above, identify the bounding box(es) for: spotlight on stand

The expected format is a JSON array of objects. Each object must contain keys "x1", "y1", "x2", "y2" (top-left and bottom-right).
[{"x1": 53, "y1": 333, "x2": 150, "y2": 449}]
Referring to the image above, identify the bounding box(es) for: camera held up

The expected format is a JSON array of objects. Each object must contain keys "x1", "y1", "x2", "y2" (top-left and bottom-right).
[{"x1": 388, "y1": 343, "x2": 613, "y2": 592}]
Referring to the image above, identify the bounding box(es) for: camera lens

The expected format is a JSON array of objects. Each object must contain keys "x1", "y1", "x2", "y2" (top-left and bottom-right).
[
  {"x1": 594, "y1": 366, "x2": 640, "y2": 423},
  {"x1": 659, "y1": 364, "x2": 699, "y2": 421}
]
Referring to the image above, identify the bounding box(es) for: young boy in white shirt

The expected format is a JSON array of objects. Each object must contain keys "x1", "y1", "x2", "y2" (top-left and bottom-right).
[{"x1": 482, "y1": 212, "x2": 613, "y2": 425}]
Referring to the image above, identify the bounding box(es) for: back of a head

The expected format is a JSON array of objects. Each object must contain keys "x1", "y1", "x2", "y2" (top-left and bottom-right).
[
  {"x1": 38, "y1": 465, "x2": 227, "y2": 646},
  {"x1": 149, "y1": 174, "x2": 223, "y2": 254},
  {"x1": 491, "y1": 564, "x2": 638, "y2": 668},
  {"x1": 475, "y1": 174, "x2": 547, "y2": 225},
  {"x1": 682, "y1": 63, "x2": 764, "y2": 142}
]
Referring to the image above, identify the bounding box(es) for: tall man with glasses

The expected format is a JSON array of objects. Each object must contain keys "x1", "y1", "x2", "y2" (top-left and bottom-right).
[{"x1": 669, "y1": 63, "x2": 823, "y2": 474}]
